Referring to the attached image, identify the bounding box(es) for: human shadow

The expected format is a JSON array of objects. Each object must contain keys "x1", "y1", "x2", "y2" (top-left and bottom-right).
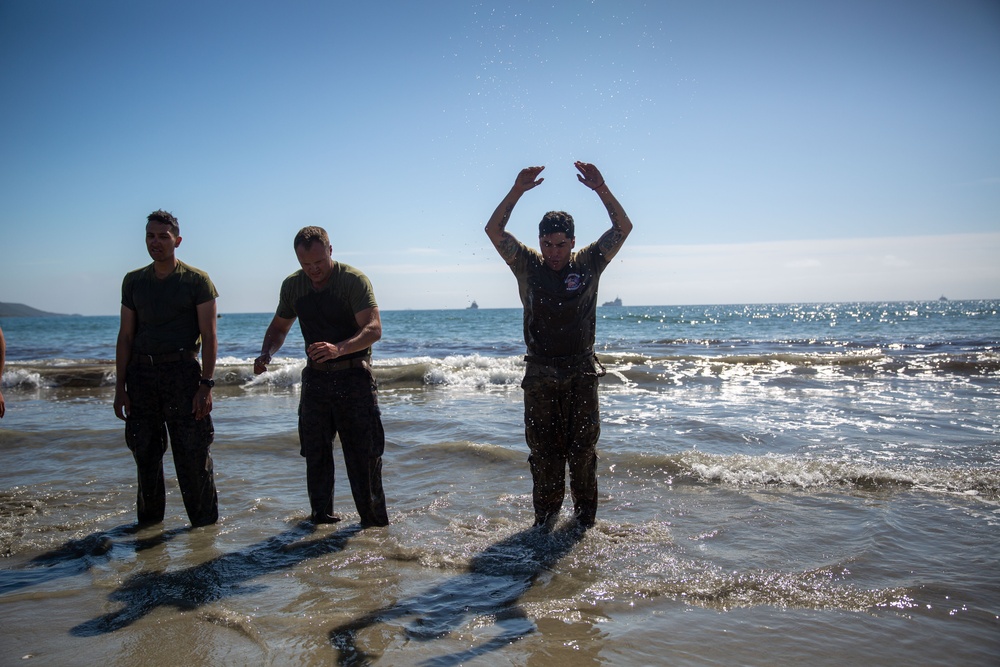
[
  {"x1": 70, "y1": 521, "x2": 362, "y2": 637},
  {"x1": 0, "y1": 523, "x2": 191, "y2": 596},
  {"x1": 328, "y1": 521, "x2": 587, "y2": 666}
]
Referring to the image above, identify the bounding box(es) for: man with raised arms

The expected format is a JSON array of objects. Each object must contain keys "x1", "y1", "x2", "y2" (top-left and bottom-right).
[
  {"x1": 485, "y1": 161, "x2": 633, "y2": 529},
  {"x1": 114, "y1": 210, "x2": 219, "y2": 528},
  {"x1": 254, "y1": 226, "x2": 389, "y2": 527}
]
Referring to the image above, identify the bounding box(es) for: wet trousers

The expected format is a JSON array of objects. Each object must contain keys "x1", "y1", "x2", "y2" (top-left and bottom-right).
[
  {"x1": 521, "y1": 362, "x2": 601, "y2": 527},
  {"x1": 124, "y1": 358, "x2": 218, "y2": 527},
  {"x1": 298, "y1": 366, "x2": 389, "y2": 527}
]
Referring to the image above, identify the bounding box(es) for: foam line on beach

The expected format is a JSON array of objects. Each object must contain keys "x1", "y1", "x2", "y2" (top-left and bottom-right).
[
  {"x1": 4, "y1": 347, "x2": 998, "y2": 392},
  {"x1": 613, "y1": 450, "x2": 1000, "y2": 500}
]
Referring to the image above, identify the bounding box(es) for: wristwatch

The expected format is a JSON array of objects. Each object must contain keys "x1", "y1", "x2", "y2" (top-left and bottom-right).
[{"x1": 200, "y1": 378, "x2": 215, "y2": 388}]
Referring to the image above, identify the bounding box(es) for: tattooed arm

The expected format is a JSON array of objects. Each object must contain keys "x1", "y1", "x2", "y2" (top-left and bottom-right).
[
  {"x1": 485, "y1": 166, "x2": 545, "y2": 265},
  {"x1": 575, "y1": 161, "x2": 633, "y2": 262}
]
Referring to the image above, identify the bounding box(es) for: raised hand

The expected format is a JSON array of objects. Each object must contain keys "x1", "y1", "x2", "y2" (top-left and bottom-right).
[
  {"x1": 513, "y1": 166, "x2": 545, "y2": 193},
  {"x1": 574, "y1": 161, "x2": 605, "y2": 190}
]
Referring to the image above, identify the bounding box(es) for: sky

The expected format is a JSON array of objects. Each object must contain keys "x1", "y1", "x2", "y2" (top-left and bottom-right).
[{"x1": 1, "y1": 0, "x2": 998, "y2": 315}]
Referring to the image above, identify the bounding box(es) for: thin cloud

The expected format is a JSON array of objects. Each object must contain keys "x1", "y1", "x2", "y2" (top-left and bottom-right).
[{"x1": 785, "y1": 258, "x2": 822, "y2": 269}]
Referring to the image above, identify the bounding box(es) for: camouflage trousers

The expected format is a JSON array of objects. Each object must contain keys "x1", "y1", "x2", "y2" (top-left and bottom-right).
[
  {"x1": 124, "y1": 358, "x2": 218, "y2": 527},
  {"x1": 298, "y1": 365, "x2": 389, "y2": 527},
  {"x1": 521, "y1": 360, "x2": 601, "y2": 527}
]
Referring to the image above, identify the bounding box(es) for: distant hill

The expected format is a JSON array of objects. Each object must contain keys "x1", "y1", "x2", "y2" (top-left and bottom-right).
[{"x1": 0, "y1": 301, "x2": 73, "y2": 317}]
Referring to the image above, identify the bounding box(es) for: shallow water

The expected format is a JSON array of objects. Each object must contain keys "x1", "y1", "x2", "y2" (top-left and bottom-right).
[{"x1": 1, "y1": 303, "x2": 998, "y2": 665}]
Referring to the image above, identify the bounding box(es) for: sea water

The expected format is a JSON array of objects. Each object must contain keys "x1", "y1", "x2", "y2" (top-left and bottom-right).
[{"x1": 0, "y1": 301, "x2": 998, "y2": 665}]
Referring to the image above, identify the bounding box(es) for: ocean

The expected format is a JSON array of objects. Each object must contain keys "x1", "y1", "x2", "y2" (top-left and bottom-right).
[{"x1": 1, "y1": 301, "x2": 998, "y2": 666}]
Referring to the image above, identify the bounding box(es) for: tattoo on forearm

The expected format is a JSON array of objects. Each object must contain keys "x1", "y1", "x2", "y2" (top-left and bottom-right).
[
  {"x1": 598, "y1": 229, "x2": 625, "y2": 255},
  {"x1": 498, "y1": 203, "x2": 514, "y2": 230},
  {"x1": 605, "y1": 203, "x2": 620, "y2": 226}
]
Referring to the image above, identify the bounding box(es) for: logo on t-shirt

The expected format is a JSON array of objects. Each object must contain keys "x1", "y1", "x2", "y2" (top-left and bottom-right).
[{"x1": 565, "y1": 273, "x2": 583, "y2": 291}]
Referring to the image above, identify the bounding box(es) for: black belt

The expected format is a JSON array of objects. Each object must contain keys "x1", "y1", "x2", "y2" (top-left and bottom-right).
[
  {"x1": 524, "y1": 351, "x2": 595, "y2": 369},
  {"x1": 306, "y1": 356, "x2": 370, "y2": 372},
  {"x1": 132, "y1": 350, "x2": 196, "y2": 366}
]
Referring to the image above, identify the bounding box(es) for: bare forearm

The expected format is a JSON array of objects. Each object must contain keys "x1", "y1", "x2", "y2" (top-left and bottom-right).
[
  {"x1": 200, "y1": 331, "x2": 217, "y2": 379},
  {"x1": 305, "y1": 308, "x2": 382, "y2": 364},
  {"x1": 114, "y1": 332, "x2": 133, "y2": 389},
  {"x1": 254, "y1": 315, "x2": 295, "y2": 374},
  {"x1": 485, "y1": 188, "x2": 523, "y2": 262},
  {"x1": 485, "y1": 187, "x2": 521, "y2": 237},
  {"x1": 336, "y1": 321, "x2": 382, "y2": 357},
  {"x1": 194, "y1": 300, "x2": 219, "y2": 380},
  {"x1": 260, "y1": 324, "x2": 289, "y2": 359},
  {"x1": 486, "y1": 166, "x2": 545, "y2": 262},
  {"x1": 595, "y1": 184, "x2": 633, "y2": 260}
]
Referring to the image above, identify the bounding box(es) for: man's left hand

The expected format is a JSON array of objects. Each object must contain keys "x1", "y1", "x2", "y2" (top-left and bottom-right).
[
  {"x1": 193, "y1": 385, "x2": 213, "y2": 420},
  {"x1": 307, "y1": 341, "x2": 342, "y2": 363}
]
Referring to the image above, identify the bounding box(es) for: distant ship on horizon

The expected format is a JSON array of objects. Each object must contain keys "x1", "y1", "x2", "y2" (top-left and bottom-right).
[
  {"x1": 601, "y1": 296, "x2": 622, "y2": 307},
  {"x1": 467, "y1": 301, "x2": 479, "y2": 309}
]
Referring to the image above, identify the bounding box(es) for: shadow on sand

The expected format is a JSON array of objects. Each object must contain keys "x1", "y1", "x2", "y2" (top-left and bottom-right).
[
  {"x1": 329, "y1": 522, "x2": 587, "y2": 666},
  {"x1": 70, "y1": 521, "x2": 362, "y2": 636},
  {"x1": 0, "y1": 523, "x2": 192, "y2": 596}
]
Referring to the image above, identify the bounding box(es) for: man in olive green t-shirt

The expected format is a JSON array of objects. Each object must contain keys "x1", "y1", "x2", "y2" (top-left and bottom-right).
[
  {"x1": 114, "y1": 210, "x2": 219, "y2": 528},
  {"x1": 254, "y1": 226, "x2": 388, "y2": 527},
  {"x1": 485, "y1": 162, "x2": 633, "y2": 529}
]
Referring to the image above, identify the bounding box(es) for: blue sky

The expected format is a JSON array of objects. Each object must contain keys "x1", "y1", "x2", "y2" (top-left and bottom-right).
[{"x1": 1, "y1": 0, "x2": 997, "y2": 315}]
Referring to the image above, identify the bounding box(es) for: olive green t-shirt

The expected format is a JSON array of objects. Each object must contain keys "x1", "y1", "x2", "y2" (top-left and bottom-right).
[
  {"x1": 509, "y1": 240, "x2": 609, "y2": 359},
  {"x1": 276, "y1": 262, "x2": 378, "y2": 360},
  {"x1": 121, "y1": 260, "x2": 218, "y2": 355}
]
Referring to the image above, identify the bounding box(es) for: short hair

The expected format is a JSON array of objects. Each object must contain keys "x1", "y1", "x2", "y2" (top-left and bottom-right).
[
  {"x1": 147, "y1": 210, "x2": 179, "y2": 236},
  {"x1": 294, "y1": 226, "x2": 330, "y2": 251},
  {"x1": 538, "y1": 211, "x2": 574, "y2": 239}
]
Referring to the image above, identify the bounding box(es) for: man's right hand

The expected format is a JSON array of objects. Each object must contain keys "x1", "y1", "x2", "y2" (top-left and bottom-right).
[
  {"x1": 253, "y1": 354, "x2": 270, "y2": 375},
  {"x1": 513, "y1": 166, "x2": 545, "y2": 193}
]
